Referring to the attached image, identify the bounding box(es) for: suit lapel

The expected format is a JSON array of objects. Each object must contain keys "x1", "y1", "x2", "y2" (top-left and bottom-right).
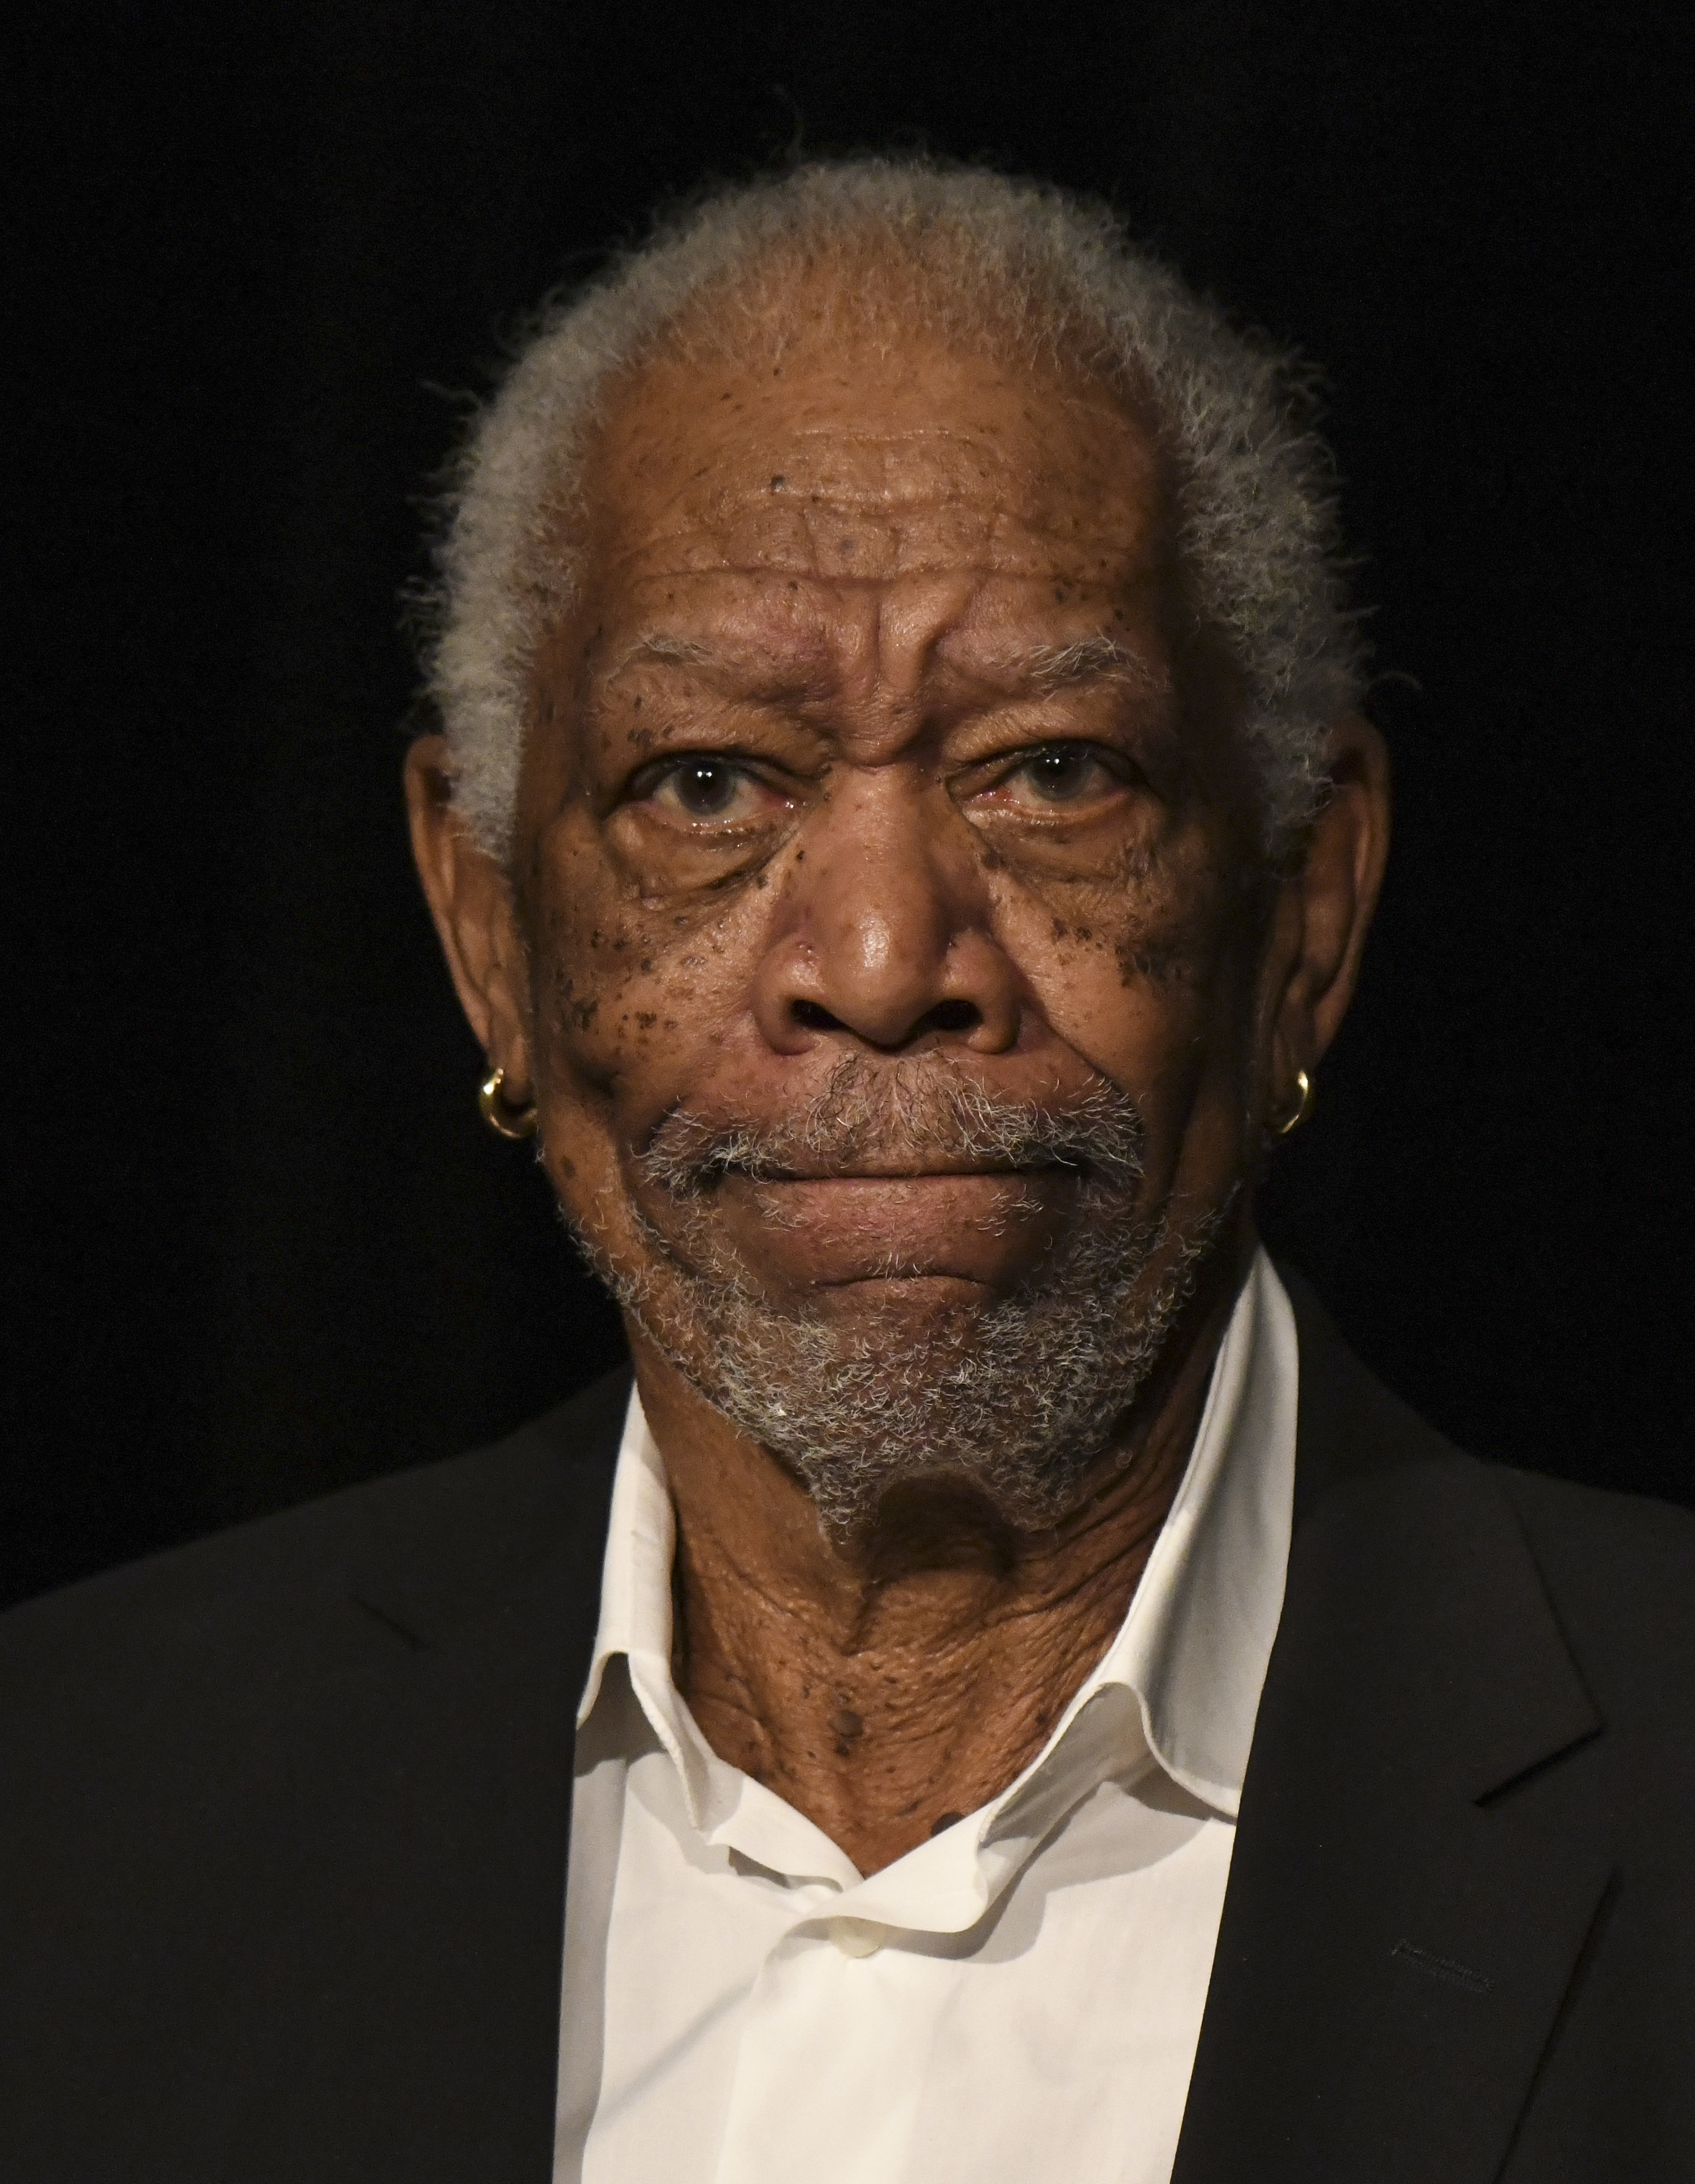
[
  {"x1": 1172, "y1": 1311, "x2": 1607, "y2": 2184},
  {"x1": 314, "y1": 1377, "x2": 624, "y2": 2181}
]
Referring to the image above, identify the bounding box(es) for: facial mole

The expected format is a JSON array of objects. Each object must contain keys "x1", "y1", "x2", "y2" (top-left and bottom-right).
[{"x1": 770, "y1": 474, "x2": 786, "y2": 490}]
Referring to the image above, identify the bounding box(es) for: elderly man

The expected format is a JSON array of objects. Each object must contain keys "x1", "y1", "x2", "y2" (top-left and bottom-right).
[{"x1": 3, "y1": 159, "x2": 1693, "y2": 2182}]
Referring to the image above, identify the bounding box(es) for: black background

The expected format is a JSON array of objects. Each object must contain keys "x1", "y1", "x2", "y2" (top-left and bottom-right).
[{"x1": 7, "y1": 1, "x2": 1693, "y2": 1609}]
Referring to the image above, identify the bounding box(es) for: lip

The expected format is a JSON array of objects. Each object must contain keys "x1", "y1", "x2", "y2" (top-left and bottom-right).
[
  {"x1": 723, "y1": 1158, "x2": 1080, "y2": 1183},
  {"x1": 697, "y1": 1168, "x2": 1085, "y2": 1291}
]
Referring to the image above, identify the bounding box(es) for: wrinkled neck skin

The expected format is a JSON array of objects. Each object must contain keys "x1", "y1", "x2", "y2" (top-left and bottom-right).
[{"x1": 637, "y1": 1214, "x2": 1255, "y2": 1874}]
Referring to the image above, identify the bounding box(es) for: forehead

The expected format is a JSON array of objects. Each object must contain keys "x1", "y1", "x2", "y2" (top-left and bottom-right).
[{"x1": 564, "y1": 325, "x2": 1174, "y2": 646}]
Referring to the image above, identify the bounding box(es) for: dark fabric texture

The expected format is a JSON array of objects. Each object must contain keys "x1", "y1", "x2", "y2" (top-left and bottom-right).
[{"x1": 3, "y1": 1297, "x2": 1693, "y2": 2180}]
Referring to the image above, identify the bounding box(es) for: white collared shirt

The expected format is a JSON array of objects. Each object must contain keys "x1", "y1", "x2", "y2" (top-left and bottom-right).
[{"x1": 555, "y1": 1248, "x2": 1298, "y2": 2184}]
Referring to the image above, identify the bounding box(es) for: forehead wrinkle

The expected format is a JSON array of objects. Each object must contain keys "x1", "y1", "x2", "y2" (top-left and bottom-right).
[
  {"x1": 602, "y1": 625, "x2": 837, "y2": 705},
  {"x1": 597, "y1": 597, "x2": 1176, "y2": 736},
  {"x1": 758, "y1": 420, "x2": 1034, "y2": 501}
]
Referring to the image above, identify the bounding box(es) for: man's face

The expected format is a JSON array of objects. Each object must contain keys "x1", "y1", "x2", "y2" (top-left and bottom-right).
[{"x1": 481, "y1": 320, "x2": 1289, "y2": 1530}]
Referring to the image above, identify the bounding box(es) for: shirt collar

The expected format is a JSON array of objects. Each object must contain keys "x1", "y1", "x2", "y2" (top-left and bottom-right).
[{"x1": 579, "y1": 1246, "x2": 1297, "y2": 1831}]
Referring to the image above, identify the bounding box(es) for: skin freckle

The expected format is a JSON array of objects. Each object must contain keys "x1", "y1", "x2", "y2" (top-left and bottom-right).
[{"x1": 1115, "y1": 936, "x2": 1194, "y2": 989}]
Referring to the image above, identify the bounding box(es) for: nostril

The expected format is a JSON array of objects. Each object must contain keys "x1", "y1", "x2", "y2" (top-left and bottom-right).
[{"x1": 783, "y1": 994, "x2": 983, "y2": 1045}]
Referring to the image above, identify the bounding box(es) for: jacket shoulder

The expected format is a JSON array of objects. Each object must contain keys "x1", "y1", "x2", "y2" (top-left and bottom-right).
[
  {"x1": 1498, "y1": 1462, "x2": 1695, "y2": 1682},
  {"x1": 0, "y1": 1367, "x2": 631, "y2": 1675}
]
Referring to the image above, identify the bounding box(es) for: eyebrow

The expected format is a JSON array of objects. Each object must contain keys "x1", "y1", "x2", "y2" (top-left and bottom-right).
[
  {"x1": 612, "y1": 632, "x2": 717, "y2": 673},
  {"x1": 987, "y1": 635, "x2": 1164, "y2": 693},
  {"x1": 605, "y1": 627, "x2": 1164, "y2": 697},
  {"x1": 604, "y1": 630, "x2": 828, "y2": 695}
]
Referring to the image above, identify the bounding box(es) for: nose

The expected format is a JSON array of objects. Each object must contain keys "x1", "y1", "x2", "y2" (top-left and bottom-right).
[{"x1": 751, "y1": 775, "x2": 1023, "y2": 1056}]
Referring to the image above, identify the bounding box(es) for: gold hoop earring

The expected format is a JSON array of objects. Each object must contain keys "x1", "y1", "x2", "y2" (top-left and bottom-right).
[
  {"x1": 1274, "y1": 1069, "x2": 1315, "y2": 1138},
  {"x1": 478, "y1": 1067, "x2": 537, "y2": 1142}
]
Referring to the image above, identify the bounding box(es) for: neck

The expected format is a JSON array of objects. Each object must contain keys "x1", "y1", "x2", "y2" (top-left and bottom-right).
[{"x1": 629, "y1": 1233, "x2": 1253, "y2": 1874}]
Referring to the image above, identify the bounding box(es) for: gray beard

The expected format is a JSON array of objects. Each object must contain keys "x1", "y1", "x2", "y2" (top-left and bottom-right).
[{"x1": 567, "y1": 1056, "x2": 1228, "y2": 1544}]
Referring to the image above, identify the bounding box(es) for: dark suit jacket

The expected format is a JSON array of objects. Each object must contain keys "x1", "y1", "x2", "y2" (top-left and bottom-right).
[{"x1": 4, "y1": 1284, "x2": 1694, "y2": 2181}]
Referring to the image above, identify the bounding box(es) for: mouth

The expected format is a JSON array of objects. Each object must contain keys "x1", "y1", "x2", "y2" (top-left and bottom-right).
[
  {"x1": 720, "y1": 1154, "x2": 1083, "y2": 1184},
  {"x1": 701, "y1": 1165, "x2": 1086, "y2": 1290}
]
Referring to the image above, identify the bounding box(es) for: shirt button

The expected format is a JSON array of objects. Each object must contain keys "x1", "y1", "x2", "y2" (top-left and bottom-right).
[{"x1": 827, "y1": 1917, "x2": 885, "y2": 1958}]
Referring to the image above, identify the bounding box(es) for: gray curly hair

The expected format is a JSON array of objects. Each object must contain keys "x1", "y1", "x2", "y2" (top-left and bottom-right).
[{"x1": 415, "y1": 156, "x2": 1366, "y2": 860}]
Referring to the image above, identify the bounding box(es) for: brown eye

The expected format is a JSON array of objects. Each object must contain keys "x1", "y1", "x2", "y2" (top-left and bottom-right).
[
  {"x1": 667, "y1": 758, "x2": 741, "y2": 816},
  {"x1": 1005, "y1": 744, "x2": 1124, "y2": 807},
  {"x1": 641, "y1": 755, "x2": 779, "y2": 825}
]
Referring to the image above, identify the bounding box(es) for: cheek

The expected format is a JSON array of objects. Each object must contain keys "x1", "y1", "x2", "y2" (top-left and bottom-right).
[
  {"x1": 994, "y1": 848, "x2": 1258, "y2": 1119},
  {"x1": 527, "y1": 818, "x2": 766, "y2": 1111}
]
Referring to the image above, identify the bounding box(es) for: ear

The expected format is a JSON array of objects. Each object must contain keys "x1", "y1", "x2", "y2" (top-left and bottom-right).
[
  {"x1": 404, "y1": 734, "x2": 536, "y2": 1102},
  {"x1": 1262, "y1": 712, "x2": 1392, "y2": 1107}
]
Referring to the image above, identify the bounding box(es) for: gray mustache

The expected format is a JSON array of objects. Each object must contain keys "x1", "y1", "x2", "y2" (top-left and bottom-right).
[{"x1": 637, "y1": 1056, "x2": 1149, "y2": 1196}]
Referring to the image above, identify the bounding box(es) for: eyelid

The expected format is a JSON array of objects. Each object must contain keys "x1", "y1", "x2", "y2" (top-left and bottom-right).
[
  {"x1": 623, "y1": 750, "x2": 798, "y2": 826},
  {"x1": 961, "y1": 738, "x2": 1140, "y2": 794},
  {"x1": 627, "y1": 750, "x2": 765, "y2": 796}
]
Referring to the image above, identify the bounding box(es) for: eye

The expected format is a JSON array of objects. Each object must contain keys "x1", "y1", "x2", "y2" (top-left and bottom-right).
[
  {"x1": 998, "y1": 743, "x2": 1128, "y2": 810},
  {"x1": 644, "y1": 755, "x2": 774, "y2": 824}
]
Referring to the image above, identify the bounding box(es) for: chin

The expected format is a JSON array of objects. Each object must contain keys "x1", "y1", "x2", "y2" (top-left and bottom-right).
[{"x1": 572, "y1": 1175, "x2": 1231, "y2": 1546}]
